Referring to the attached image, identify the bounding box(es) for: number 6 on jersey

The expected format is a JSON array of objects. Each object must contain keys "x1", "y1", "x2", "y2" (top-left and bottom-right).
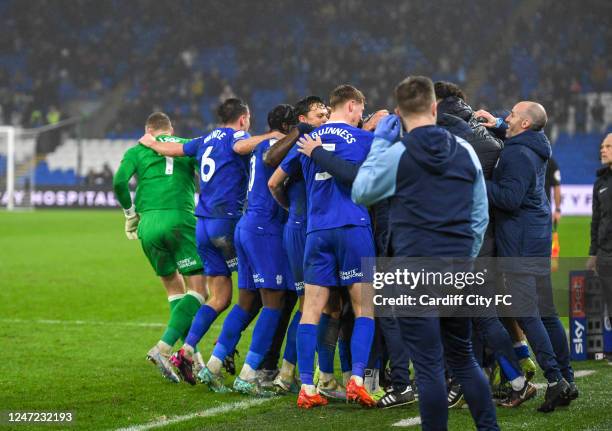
[{"x1": 200, "y1": 146, "x2": 216, "y2": 182}]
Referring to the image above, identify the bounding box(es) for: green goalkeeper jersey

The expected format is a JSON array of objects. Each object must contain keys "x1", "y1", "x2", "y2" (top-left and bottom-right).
[{"x1": 113, "y1": 135, "x2": 197, "y2": 213}]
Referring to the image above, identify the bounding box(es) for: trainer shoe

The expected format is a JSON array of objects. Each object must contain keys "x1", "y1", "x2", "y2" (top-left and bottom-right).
[
  {"x1": 170, "y1": 348, "x2": 196, "y2": 386},
  {"x1": 346, "y1": 377, "x2": 376, "y2": 407},
  {"x1": 377, "y1": 385, "x2": 417, "y2": 409},
  {"x1": 233, "y1": 377, "x2": 276, "y2": 397},
  {"x1": 297, "y1": 387, "x2": 328, "y2": 409},
  {"x1": 317, "y1": 377, "x2": 346, "y2": 400},
  {"x1": 537, "y1": 378, "x2": 570, "y2": 413},
  {"x1": 447, "y1": 381, "x2": 465, "y2": 409},
  {"x1": 557, "y1": 381, "x2": 579, "y2": 406},
  {"x1": 499, "y1": 381, "x2": 537, "y2": 407},
  {"x1": 197, "y1": 366, "x2": 232, "y2": 393},
  {"x1": 273, "y1": 373, "x2": 300, "y2": 394},
  {"x1": 520, "y1": 357, "x2": 537, "y2": 382},
  {"x1": 258, "y1": 369, "x2": 279, "y2": 389},
  {"x1": 146, "y1": 345, "x2": 180, "y2": 383}
]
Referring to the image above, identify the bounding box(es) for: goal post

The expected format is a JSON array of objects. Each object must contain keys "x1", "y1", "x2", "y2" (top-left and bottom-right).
[
  {"x1": 0, "y1": 126, "x2": 16, "y2": 210},
  {"x1": 0, "y1": 117, "x2": 84, "y2": 211}
]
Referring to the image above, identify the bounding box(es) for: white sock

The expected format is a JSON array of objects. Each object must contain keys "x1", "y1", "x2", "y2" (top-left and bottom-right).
[
  {"x1": 182, "y1": 344, "x2": 195, "y2": 359},
  {"x1": 351, "y1": 375, "x2": 364, "y2": 386},
  {"x1": 187, "y1": 290, "x2": 205, "y2": 305},
  {"x1": 319, "y1": 372, "x2": 334, "y2": 384},
  {"x1": 511, "y1": 376, "x2": 526, "y2": 391},
  {"x1": 168, "y1": 294, "x2": 185, "y2": 302},
  {"x1": 279, "y1": 359, "x2": 295, "y2": 379},
  {"x1": 239, "y1": 364, "x2": 257, "y2": 382},
  {"x1": 302, "y1": 383, "x2": 316, "y2": 395},
  {"x1": 513, "y1": 341, "x2": 528, "y2": 348},
  {"x1": 207, "y1": 356, "x2": 223, "y2": 375},
  {"x1": 156, "y1": 341, "x2": 172, "y2": 354}
]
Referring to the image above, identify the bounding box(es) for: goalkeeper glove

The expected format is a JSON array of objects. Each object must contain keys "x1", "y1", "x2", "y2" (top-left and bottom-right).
[{"x1": 123, "y1": 205, "x2": 140, "y2": 240}]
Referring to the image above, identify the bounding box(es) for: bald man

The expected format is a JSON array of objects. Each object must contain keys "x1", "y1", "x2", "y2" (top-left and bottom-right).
[
  {"x1": 483, "y1": 101, "x2": 576, "y2": 412},
  {"x1": 588, "y1": 134, "x2": 612, "y2": 362}
]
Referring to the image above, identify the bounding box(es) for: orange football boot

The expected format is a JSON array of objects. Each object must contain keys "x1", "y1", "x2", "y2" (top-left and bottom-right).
[
  {"x1": 346, "y1": 377, "x2": 376, "y2": 407},
  {"x1": 297, "y1": 388, "x2": 328, "y2": 409}
]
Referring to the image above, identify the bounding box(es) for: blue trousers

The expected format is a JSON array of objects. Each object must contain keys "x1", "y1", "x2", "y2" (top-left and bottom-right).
[
  {"x1": 378, "y1": 316, "x2": 412, "y2": 391},
  {"x1": 397, "y1": 316, "x2": 498, "y2": 431},
  {"x1": 505, "y1": 272, "x2": 573, "y2": 383}
]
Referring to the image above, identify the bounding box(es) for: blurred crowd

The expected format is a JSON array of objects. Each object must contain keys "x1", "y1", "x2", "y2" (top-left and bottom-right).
[{"x1": 0, "y1": 0, "x2": 609, "y2": 137}]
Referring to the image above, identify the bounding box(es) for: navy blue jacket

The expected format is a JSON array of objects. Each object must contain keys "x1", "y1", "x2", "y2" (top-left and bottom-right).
[
  {"x1": 352, "y1": 125, "x2": 488, "y2": 257},
  {"x1": 486, "y1": 130, "x2": 552, "y2": 273}
]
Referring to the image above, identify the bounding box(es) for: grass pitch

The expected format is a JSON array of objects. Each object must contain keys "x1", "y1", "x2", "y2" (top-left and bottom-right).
[{"x1": 0, "y1": 211, "x2": 610, "y2": 430}]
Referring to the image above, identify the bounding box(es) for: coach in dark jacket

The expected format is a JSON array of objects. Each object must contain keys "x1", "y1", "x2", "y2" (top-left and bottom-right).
[
  {"x1": 589, "y1": 134, "x2": 612, "y2": 262},
  {"x1": 588, "y1": 133, "x2": 612, "y2": 338},
  {"x1": 485, "y1": 101, "x2": 574, "y2": 412},
  {"x1": 487, "y1": 125, "x2": 552, "y2": 272}
]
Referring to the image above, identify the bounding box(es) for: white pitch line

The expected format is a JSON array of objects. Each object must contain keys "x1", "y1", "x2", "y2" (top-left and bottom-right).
[
  {"x1": 114, "y1": 398, "x2": 275, "y2": 431},
  {"x1": 0, "y1": 318, "x2": 165, "y2": 328},
  {"x1": 395, "y1": 370, "x2": 597, "y2": 427},
  {"x1": 393, "y1": 416, "x2": 421, "y2": 427}
]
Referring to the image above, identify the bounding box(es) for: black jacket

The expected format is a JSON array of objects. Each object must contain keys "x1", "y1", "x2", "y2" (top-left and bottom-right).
[
  {"x1": 437, "y1": 97, "x2": 503, "y2": 257},
  {"x1": 437, "y1": 96, "x2": 503, "y2": 179},
  {"x1": 590, "y1": 167, "x2": 612, "y2": 257}
]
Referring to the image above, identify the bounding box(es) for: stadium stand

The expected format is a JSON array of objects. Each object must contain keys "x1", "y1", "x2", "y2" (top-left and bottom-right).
[{"x1": 0, "y1": 0, "x2": 609, "y2": 185}]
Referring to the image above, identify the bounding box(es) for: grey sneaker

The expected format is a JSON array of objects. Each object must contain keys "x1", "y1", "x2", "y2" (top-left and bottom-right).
[{"x1": 146, "y1": 345, "x2": 180, "y2": 383}]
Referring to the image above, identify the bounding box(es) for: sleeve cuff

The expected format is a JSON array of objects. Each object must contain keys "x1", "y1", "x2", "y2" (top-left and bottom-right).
[{"x1": 123, "y1": 205, "x2": 136, "y2": 217}]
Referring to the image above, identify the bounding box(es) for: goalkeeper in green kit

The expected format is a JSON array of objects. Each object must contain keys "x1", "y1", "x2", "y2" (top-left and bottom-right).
[{"x1": 113, "y1": 112, "x2": 208, "y2": 383}]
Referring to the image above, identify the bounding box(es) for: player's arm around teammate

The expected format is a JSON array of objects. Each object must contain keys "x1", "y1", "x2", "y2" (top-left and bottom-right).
[
  {"x1": 267, "y1": 97, "x2": 328, "y2": 208},
  {"x1": 114, "y1": 112, "x2": 208, "y2": 384},
  {"x1": 295, "y1": 86, "x2": 377, "y2": 409}
]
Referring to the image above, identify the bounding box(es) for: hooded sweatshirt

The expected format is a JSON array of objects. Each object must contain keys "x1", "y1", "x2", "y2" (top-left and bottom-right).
[{"x1": 352, "y1": 124, "x2": 488, "y2": 258}]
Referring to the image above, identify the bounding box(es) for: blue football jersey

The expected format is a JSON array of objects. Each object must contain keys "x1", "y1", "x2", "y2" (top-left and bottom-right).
[
  {"x1": 280, "y1": 146, "x2": 307, "y2": 226},
  {"x1": 238, "y1": 138, "x2": 287, "y2": 233},
  {"x1": 300, "y1": 121, "x2": 373, "y2": 233},
  {"x1": 183, "y1": 127, "x2": 250, "y2": 218}
]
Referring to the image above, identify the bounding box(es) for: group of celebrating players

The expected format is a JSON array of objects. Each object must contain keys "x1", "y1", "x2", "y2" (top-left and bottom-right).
[{"x1": 113, "y1": 75, "x2": 577, "y2": 430}]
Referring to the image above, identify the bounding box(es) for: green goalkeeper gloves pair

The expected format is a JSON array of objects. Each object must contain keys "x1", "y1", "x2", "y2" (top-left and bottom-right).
[{"x1": 123, "y1": 206, "x2": 140, "y2": 240}]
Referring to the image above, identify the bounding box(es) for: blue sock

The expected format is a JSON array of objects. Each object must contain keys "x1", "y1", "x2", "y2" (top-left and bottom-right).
[
  {"x1": 338, "y1": 335, "x2": 351, "y2": 373},
  {"x1": 283, "y1": 311, "x2": 301, "y2": 365},
  {"x1": 317, "y1": 313, "x2": 330, "y2": 355},
  {"x1": 245, "y1": 307, "x2": 281, "y2": 370},
  {"x1": 317, "y1": 313, "x2": 337, "y2": 374},
  {"x1": 351, "y1": 317, "x2": 375, "y2": 378},
  {"x1": 185, "y1": 304, "x2": 218, "y2": 348},
  {"x1": 498, "y1": 355, "x2": 521, "y2": 381},
  {"x1": 514, "y1": 344, "x2": 530, "y2": 360},
  {"x1": 297, "y1": 323, "x2": 318, "y2": 385},
  {"x1": 212, "y1": 305, "x2": 250, "y2": 361}
]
